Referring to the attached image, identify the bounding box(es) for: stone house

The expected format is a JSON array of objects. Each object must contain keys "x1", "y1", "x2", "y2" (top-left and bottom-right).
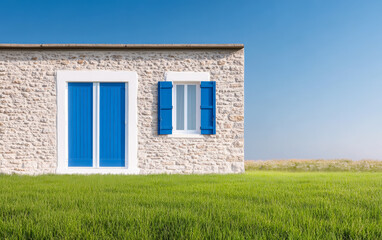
[{"x1": 0, "y1": 44, "x2": 244, "y2": 175}]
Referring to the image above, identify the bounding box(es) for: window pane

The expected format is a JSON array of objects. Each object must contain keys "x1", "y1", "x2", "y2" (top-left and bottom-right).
[
  {"x1": 176, "y1": 85, "x2": 184, "y2": 130},
  {"x1": 187, "y1": 85, "x2": 196, "y2": 130}
]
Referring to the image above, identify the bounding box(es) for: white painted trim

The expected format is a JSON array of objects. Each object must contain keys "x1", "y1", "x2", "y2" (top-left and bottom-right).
[
  {"x1": 96, "y1": 83, "x2": 100, "y2": 168},
  {"x1": 56, "y1": 168, "x2": 140, "y2": 175},
  {"x1": 125, "y1": 83, "x2": 129, "y2": 169},
  {"x1": 168, "y1": 134, "x2": 204, "y2": 139},
  {"x1": 185, "y1": 85, "x2": 188, "y2": 130},
  {"x1": 92, "y1": 83, "x2": 97, "y2": 168},
  {"x1": 56, "y1": 70, "x2": 139, "y2": 174},
  {"x1": 57, "y1": 70, "x2": 137, "y2": 82},
  {"x1": 196, "y1": 84, "x2": 201, "y2": 133},
  {"x1": 127, "y1": 78, "x2": 139, "y2": 173},
  {"x1": 165, "y1": 71, "x2": 210, "y2": 82},
  {"x1": 172, "y1": 83, "x2": 175, "y2": 133}
]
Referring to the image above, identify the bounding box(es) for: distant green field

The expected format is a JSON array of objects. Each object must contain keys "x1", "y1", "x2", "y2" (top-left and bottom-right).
[
  {"x1": 1, "y1": 172, "x2": 381, "y2": 239},
  {"x1": 246, "y1": 159, "x2": 382, "y2": 172}
]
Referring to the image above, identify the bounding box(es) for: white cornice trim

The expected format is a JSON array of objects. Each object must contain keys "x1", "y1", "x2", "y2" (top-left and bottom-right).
[{"x1": 165, "y1": 72, "x2": 210, "y2": 82}]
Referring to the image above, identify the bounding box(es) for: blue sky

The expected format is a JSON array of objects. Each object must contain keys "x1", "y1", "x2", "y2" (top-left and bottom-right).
[{"x1": 1, "y1": 0, "x2": 382, "y2": 160}]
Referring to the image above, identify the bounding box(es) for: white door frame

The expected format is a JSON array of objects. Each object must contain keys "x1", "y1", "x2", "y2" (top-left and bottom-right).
[{"x1": 56, "y1": 70, "x2": 139, "y2": 174}]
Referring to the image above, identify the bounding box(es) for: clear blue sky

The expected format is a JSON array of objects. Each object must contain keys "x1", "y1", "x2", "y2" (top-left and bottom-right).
[{"x1": 1, "y1": 0, "x2": 382, "y2": 160}]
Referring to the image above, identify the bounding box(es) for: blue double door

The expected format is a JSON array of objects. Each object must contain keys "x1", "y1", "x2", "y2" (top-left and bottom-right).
[{"x1": 68, "y1": 83, "x2": 126, "y2": 167}]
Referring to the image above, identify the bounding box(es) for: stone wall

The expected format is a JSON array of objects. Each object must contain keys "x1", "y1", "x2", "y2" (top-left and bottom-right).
[{"x1": 0, "y1": 49, "x2": 244, "y2": 175}]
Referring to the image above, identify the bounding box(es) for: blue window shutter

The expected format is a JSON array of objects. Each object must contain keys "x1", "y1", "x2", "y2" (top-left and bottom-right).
[
  {"x1": 158, "y1": 81, "x2": 173, "y2": 134},
  {"x1": 99, "y1": 83, "x2": 126, "y2": 167},
  {"x1": 68, "y1": 83, "x2": 93, "y2": 167},
  {"x1": 200, "y1": 81, "x2": 216, "y2": 134}
]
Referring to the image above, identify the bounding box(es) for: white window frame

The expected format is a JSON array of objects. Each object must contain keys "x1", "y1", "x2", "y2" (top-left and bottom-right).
[
  {"x1": 173, "y1": 83, "x2": 201, "y2": 134},
  {"x1": 165, "y1": 71, "x2": 210, "y2": 137},
  {"x1": 56, "y1": 71, "x2": 139, "y2": 174}
]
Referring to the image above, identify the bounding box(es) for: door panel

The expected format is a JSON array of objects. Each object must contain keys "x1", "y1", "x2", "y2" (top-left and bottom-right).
[
  {"x1": 68, "y1": 83, "x2": 93, "y2": 167},
  {"x1": 99, "y1": 83, "x2": 126, "y2": 167}
]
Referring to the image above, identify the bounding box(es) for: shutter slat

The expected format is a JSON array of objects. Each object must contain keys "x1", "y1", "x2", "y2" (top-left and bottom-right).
[
  {"x1": 158, "y1": 81, "x2": 173, "y2": 135},
  {"x1": 200, "y1": 81, "x2": 216, "y2": 134}
]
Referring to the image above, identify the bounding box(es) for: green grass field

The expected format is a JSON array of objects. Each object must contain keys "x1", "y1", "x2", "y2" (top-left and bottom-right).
[{"x1": 1, "y1": 171, "x2": 381, "y2": 239}]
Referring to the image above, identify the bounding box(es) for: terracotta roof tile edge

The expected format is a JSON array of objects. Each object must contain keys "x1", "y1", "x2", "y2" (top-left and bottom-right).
[{"x1": 0, "y1": 44, "x2": 244, "y2": 50}]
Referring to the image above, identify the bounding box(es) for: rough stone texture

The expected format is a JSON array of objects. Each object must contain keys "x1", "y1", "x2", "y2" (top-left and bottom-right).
[{"x1": 0, "y1": 49, "x2": 244, "y2": 175}]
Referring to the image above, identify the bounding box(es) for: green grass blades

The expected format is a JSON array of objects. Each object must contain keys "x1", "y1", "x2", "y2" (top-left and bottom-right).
[{"x1": 0, "y1": 172, "x2": 381, "y2": 239}]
